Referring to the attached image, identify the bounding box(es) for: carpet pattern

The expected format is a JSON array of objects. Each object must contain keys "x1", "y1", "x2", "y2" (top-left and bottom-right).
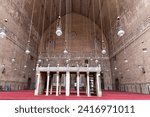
[{"x1": 0, "y1": 90, "x2": 150, "y2": 100}]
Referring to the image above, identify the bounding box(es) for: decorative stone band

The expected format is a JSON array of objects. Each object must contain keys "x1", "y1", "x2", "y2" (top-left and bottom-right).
[
  {"x1": 110, "y1": 16, "x2": 150, "y2": 58},
  {"x1": 0, "y1": 80, "x2": 29, "y2": 91},
  {"x1": 119, "y1": 83, "x2": 150, "y2": 94}
]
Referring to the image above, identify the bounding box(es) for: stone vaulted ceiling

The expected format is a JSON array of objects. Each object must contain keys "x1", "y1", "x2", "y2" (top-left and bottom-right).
[{"x1": 24, "y1": 0, "x2": 116, "y2": 36}]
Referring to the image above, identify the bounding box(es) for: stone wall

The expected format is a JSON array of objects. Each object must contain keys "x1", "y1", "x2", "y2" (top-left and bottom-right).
[
  {"x1": 102, "y1": 0, "x2": 150, "y2": 94},
  {"x1": 0, "y1": 0, "x2": 38, "y2": 90},
  {"x1": 39, "y1": 13, "x2": 112, "y2": 90}
]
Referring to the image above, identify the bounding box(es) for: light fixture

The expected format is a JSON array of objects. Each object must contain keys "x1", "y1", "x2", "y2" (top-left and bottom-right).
[
  {"x1": 4, "y1": 19, "x2": 8, "y2": 22},
  {"x1": 56, "y1": 16, "x2": 62, "y2": 36},
  {"x1": 124, "y1": 59, "x2": 128, "y2": 63},
  {"x1": 138, "y1": 65, "x2": 142, "y2": 69},
  {"x1": 99, "y1": 0, "x2": 107, "y2": 55},
  {"x1": 25, "y1": 49, "x2": 30, "y2": 54},
  {"x1": 63, "y1": 48, "x2": 68, "y2": 54},
  {"x1": 14, "y1": 68, "x2": 17, "y2": 71},
  {"x1": 24, "y1": 65, "x2": 27, "y2": 68},
  {"x1": 56, "y1": 26, "x2": 62, "y2": 36},
  {"x1": 0, "y1": 27, "x2": 6, "y2": 38},
  {"x1": 114, "y1": 67, "x2": 118, "y2": 70},
  {"x1": 117, "y1": 27, "x2": 125, "y2": 37},
  {"x1": 138, "y1": 65, "x2": 145, "y2": 73},
  {"x1": 117, "y1": 16, "x2": 125, "y2": 37},
  {"x1": 66, "y1": 59, "x2": 69, "y2": 63},
  {"x1": 46, "y1": 58, "x2": 49, "y2": 62},
  {"x1": 101, "y1": 49, "x2": 107, "y2": 55},
  {"x1": 0, "y1": 19, "x2": 8, "y2": 39},
  {"x1": 142, "y1": 48, "x2": 148, "y2": 53},
  {"x1": 11, "y1": 58, "x2": 16, "y2": 63},
  {"x1": 95, "y1": 59, "x2": 98, "y2": 63},
  {"x1": 38, "y1": 59, "x2": 42, "y2": 63},
  {"x1": 2, "y1": 64, "x2": 5, "y2": 67}
]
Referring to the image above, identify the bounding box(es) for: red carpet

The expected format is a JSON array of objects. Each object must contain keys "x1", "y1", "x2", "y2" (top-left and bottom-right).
[{"x1": 0, "y1": 90, "x2": 150, "y2": 100}]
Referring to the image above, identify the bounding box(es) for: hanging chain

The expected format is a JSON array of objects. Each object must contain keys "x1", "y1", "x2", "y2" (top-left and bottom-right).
[{"x1": 28, "y1": 0, "x2": 36, "y2": 43}]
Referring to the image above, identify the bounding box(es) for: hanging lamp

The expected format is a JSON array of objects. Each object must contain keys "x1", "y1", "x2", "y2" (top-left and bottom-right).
[
  {"x1": 101, "y1": 49, "x2": 107, "y2": 55},
  {"x1": 63, "y1": 48, "x2": 68, "y2": 54},
  {"x1": 56, "y1": 16, "x2": 62, "y2": 36},
  {"x1": 25, "y1": 41, "x2": 30, "y2": 54},
  {"x1": 142, "y1": 48, "x2": 148, "y2": 53},
  {"x1": 124, "y1": 59, "x2": 128, "y2": 63},
  {"x1": 0, "y1": 19, "x2": 8, "y2": 38},
  {"x1": 24, "y1": 65, "x2": 27, "y2": 68},
  {"x1": 115, "y1": 0, "x2": 125, "y2": 37},
  {"x1": 116, "y1": 16, "x2": 125, "y2": 37},
  {"x1": 0, "y1": 27, "x2": 6, "y2": 38},
  {"x1": 99, "y1": 0, "x2": 107, "y2": 55},
  {"x1": 63, "y1": 0, "x2": 69, "y2": 55},
  {"x1": 92, "y1": 0, "x2": 98, "y2": 63},
  {"x1": 11, "y1": 58, "x2": 16, "y2": 63},
  {"x1": 38, "y1": 59, "x2": 42, "y2": 63},
  {"x1": 25, "y1": 0, "x2": 36, "y2": 54},
  {"x1": 56, "y1": 0, "x2": 62, "y2": 36},
  {"x1": 25, "y1": 49, "x2": 30, "y2": 54},
  {"x1": 95, "y1": 59, "x2": 98, "y2": 63},
  {"x1": 101, "y1": 39, "x2": 107, "y2": 55}
]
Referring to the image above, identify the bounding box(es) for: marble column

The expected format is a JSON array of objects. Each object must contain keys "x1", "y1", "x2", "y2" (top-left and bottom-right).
[
  {"x1": 46, "y1": 72, "x2": 50, "y2": 96},
  {"x1": 66, "y1": 71, "x2": 70, "y2": 96},
  {"x1": 77, "y1": 72, "x2": 80, "y2": 96},
  {"x1": 96, "y1": 72, "x2": 102, "y2": 97},
  {"x1": 34, "y1": 72, "x2": 41, "y2": 96},
  {"x1": 59, "y1": 74, "x2": 62, "y2": 95},
  {"x1": 86, "y1": 72, "x2": 90, "y2": 96},
  {"x1": 56, "y1": 71, "x2": 59, "y2": 96},
  {"x1": 50, "y1": 76, "x2": 53, "y2": 95}
]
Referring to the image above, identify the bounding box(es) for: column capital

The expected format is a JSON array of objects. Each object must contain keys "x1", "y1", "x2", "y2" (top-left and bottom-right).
[
  {"x1": 48, "y1": 64, "x2": 50, "y2": 72},
  {"x1": 96, "y1": 71, "x2": 100, "y2": 75},
  {"x1": 66, "y1": 71, "x2": 70, "y2": 74},
  {"x1": 57, "y1": 71, "x2": 59, "y2": 74},
  {"x1": 36, "y1": 71, "x2": 40, "y2": 75},
  {"x1": 47, "y1": 72, "x2": 50, "y2": 75},
  {"x1": 36, "y1": 64, "x2": 39, "y2": 68},
  {"x1": 36, "y1": 64, "x2": 40, "y2": 72}
]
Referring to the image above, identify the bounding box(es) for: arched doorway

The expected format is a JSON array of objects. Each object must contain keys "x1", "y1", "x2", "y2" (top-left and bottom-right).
[
  {"x1": 115, "y1": 78, "x2": 119, "y2": 91},
  {"x1": 100, "y1": 72, "x2": 104, "y2": 90},
  {"x1": 27, "y1": 78, "x2": 31, "y2": 89}
]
